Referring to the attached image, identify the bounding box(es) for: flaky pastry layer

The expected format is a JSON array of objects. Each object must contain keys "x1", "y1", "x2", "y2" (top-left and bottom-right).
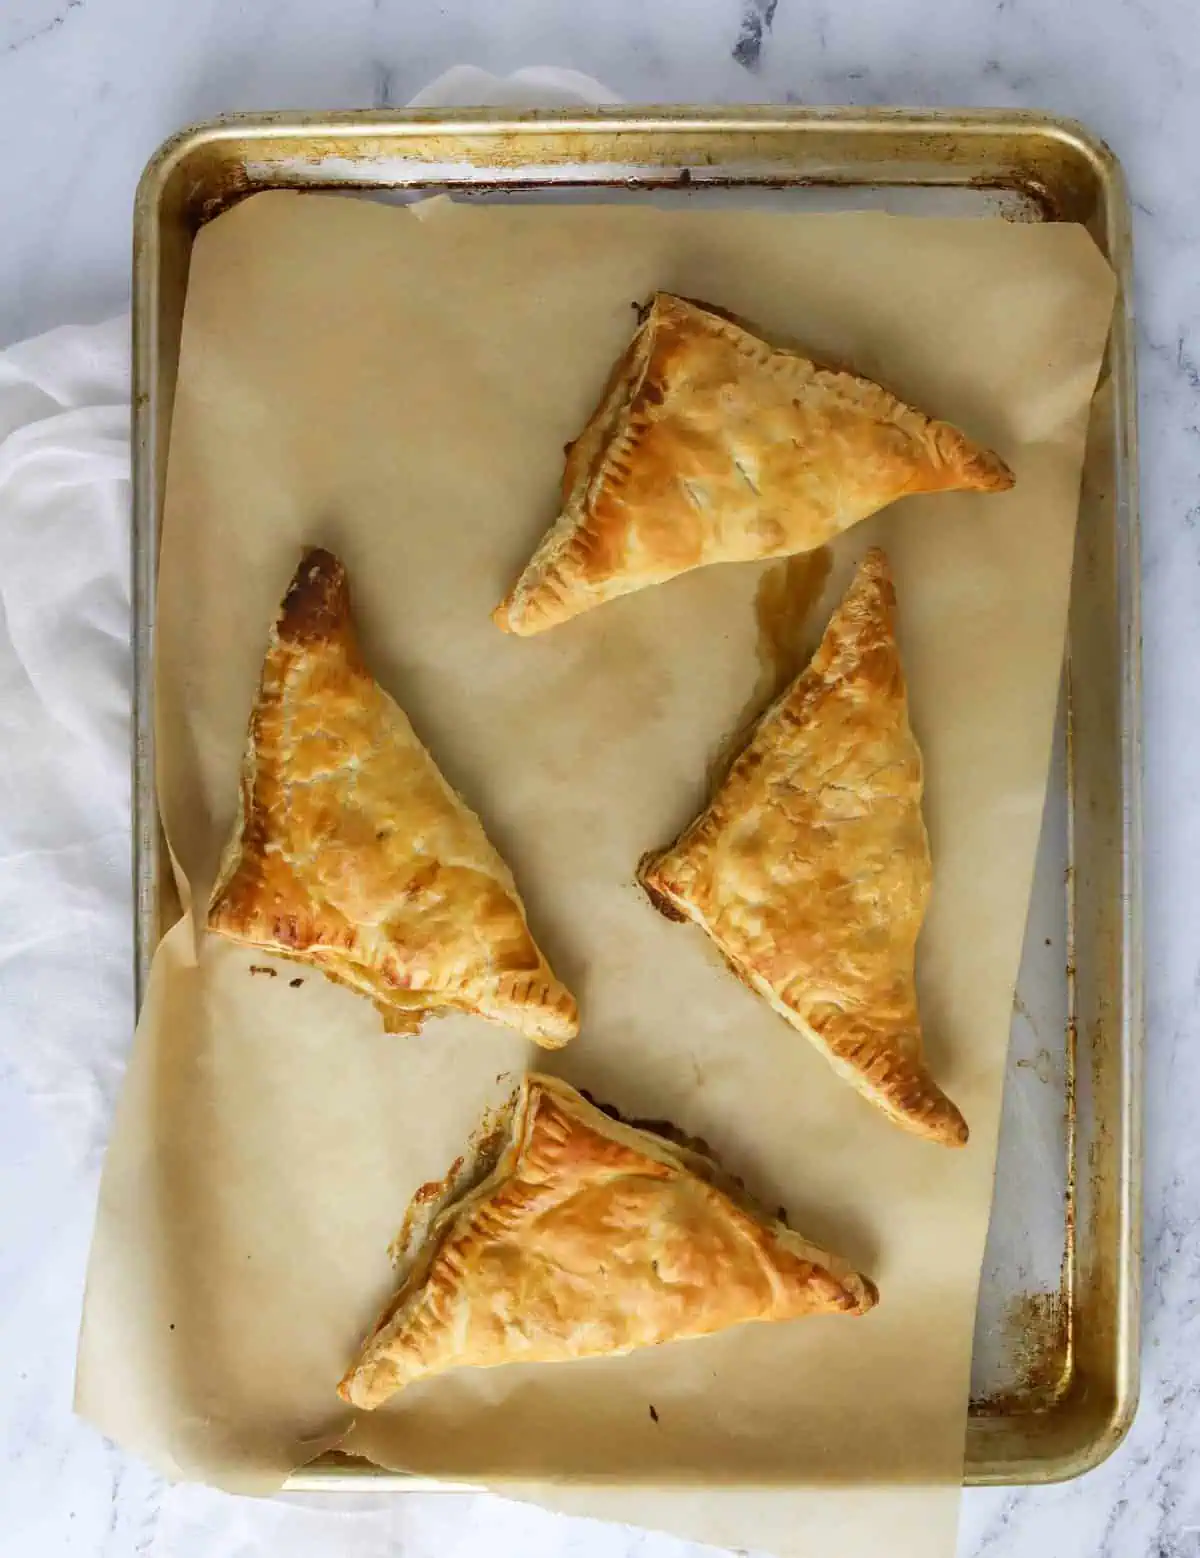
[
  {"x1": 641, "y1": 549, "x2": 968, "y2": 1146},
  {"x1": 338, "y1": 1073, "x2": 876, "y2": 1407},
  {"x1": 495, "y1": 292, "x2": 1014, "y2": 634},
  {"x1": 207, "y1": 549, "x2": 578, "y2": 1046}
]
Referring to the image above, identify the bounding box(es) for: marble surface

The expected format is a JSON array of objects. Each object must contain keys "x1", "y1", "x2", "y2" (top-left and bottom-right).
[{"x1": 0, "y1": 1, "x2": 1194, "y2": 1555}]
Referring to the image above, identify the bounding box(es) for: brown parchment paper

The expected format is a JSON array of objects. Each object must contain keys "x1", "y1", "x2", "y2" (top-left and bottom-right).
[{"x1": 77, "y1": 192, "x2": 1114, "y2": 1553}]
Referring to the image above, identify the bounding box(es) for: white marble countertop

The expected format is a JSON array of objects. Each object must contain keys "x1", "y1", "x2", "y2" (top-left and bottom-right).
[{"x1": 0, "y1": 2, "x2": 1194, "y2": 1555}]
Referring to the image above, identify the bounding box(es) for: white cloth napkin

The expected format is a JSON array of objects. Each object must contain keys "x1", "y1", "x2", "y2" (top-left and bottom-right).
[
  {"x1": 0, "y1": 315, "x2": 134, "y2": 1170},
  {"x1": 0, "y1": 63, "x2": 732, "y2": 1558}
]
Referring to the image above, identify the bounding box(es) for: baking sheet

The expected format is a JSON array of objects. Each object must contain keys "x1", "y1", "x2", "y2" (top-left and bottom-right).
[{"x1": 79, "y1": 193, "x2": 1114, "y2": 1531}]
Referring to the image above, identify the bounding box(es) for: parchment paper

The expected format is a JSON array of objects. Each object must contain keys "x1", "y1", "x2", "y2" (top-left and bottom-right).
[{"x1": 77, "y1": 192, "x2": 1114, "y2": 1549}]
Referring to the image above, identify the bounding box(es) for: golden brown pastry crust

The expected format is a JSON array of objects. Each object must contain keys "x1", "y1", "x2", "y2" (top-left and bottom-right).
[
  {"x1": 338, "y1": 1073, "x2": 876, "y2": 1408},
  {"x1": 494, "y1": 292, "x2": 1014, "y2": 635},
  {"x1": 640, "y1": 549, "x2": 968, "y2": 1147},
  {"x1": 207, "y1": 549, "x2": 578, "y2": 1046}
]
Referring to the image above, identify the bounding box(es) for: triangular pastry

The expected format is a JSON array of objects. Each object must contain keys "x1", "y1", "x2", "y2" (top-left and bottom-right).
[
  {"x1": 208, "y1": 549, "x2": 578, "y2": 1046},
  {"x1": 494, "y1": 292, "x2": 1014, "y2": 635},
  {"x1": 640, "y1": 549, "x2": 968, "y2": 1146},
  {"x1": 338, "y1": 1073, "x2": 876, "y2": 1407}
]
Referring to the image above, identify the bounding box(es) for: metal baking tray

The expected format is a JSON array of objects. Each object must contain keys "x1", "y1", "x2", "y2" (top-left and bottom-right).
[{"x1": 131, "y1": 106, "x2": 1141, "y2": 1487}]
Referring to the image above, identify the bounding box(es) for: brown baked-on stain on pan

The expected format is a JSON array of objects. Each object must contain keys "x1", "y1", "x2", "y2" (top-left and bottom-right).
[
  {"x1": 206, "y1": 548, "x2": 578, "y2": 1047},
  {"x1": 494, "y1": 291, "x2": 1013, "y2": 636},
  {"x1": 640, "y1": 548, "x2": 968, "y2": 1148},
  {"x1": 338, "y1": 1073, "x2": 876, "y2": 1410}
]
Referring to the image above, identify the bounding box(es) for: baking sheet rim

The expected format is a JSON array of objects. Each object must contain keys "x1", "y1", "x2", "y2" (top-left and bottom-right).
[{"x1": 128, "y1": 104, "x2": 1142, "y2": 1488}]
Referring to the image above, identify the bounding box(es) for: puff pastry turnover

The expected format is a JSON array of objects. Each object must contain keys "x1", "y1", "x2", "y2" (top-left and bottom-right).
[
  {"x1": 494, "y1": 292, "x2": 1014, "y2": 635},
  {"x1": 640, "y1": 549, "x2": 968, "y2": 1146},
  {"x1": 338, "y1": 1072, "x2": 875, "y2": 1407},
  {"x1": 207, "y1": 549, "x2": 578, "y2": 1046}
]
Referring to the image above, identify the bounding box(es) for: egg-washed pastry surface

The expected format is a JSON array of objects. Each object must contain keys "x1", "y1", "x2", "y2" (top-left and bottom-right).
[
  {"x1": 641, "y1": 548, "x2": 968, "y2": 1146},
  {"x1": 494, "y1": 292, "x2": 1014, "y2": 635},
  {"x1": 207, "y1": 549, "x2": 578, "y2": 1046},
  {"x1": 338, "y1": 1072, "x2": 876, "y2": 1408}
]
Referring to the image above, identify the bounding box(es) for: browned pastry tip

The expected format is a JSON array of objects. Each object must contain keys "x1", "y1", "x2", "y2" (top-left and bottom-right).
[
  {"x1": 276, "y1": 546, "x2": 353, "y2": 645},
  {"x1": 924, "y1": 422, "x2": 1016, "y2": 494}
]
